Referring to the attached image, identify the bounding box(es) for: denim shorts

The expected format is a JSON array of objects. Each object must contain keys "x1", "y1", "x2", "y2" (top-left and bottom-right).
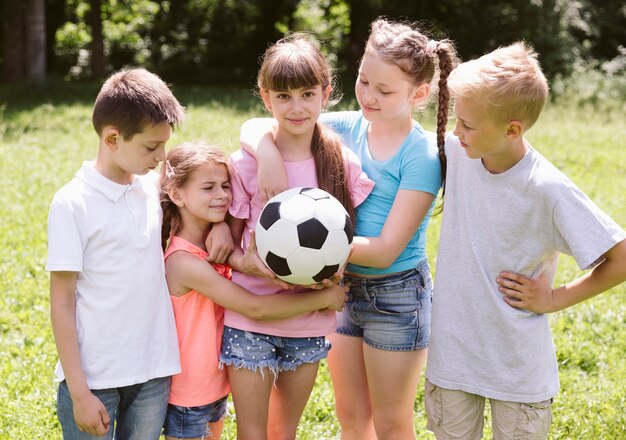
[
  {"x1": 57, "y1": 376, "x2": 170, "y2": 440},
  {"x1": 162, "y1": 396, "x2": 228, "y2": 438},
  {"x1": 337, "y1": 258, "x2": 432, "y2": 351},
  {"x1": 219, "y1": 327, "x2": 330, "y2": 376}
]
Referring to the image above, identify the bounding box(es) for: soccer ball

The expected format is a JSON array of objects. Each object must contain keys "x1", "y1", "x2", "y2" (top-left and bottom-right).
[{"x1": 255, "y1": 187, "x2": 354, "y2": 286}]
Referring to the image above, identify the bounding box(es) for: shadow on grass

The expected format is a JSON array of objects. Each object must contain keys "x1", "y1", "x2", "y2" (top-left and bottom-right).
[{"x1": 0, "y1": 75, "x2": 263, "y2": 115}]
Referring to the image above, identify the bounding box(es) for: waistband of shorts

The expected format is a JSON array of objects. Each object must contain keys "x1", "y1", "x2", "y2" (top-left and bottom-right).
[{"x1": 344, "y1": 259, "x2": 429, "y2": 285}]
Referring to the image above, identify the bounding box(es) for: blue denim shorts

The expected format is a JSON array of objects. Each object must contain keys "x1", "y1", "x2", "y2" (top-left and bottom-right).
[
  {"x1": 337, "y1": 259, "x2": 433, "y2": 351},
  {"x1": 162, "y1": 395, "x2": 228, "y2": 438},
  {"x1": 219, "y1": 327, "x2": 330, "y2": 376},
  {"x1": 57, "y1": 376, "x2": 170, "y2": 440}
]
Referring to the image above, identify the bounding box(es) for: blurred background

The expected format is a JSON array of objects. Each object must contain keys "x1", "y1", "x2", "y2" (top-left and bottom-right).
[{"x1": 1, "y1": 0, "x2": 625, "y2": 99}]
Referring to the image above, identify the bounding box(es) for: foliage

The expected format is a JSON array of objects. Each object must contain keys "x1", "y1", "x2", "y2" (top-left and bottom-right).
[
  {"x1": 5, "y1": 0, "x2": 622, "y2": 83},
  {"x1": 0, "y1": 81, "x2": 624, "y2": 439}
]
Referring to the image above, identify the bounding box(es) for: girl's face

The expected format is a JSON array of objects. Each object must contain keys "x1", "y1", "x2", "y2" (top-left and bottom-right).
[
  {"x1": 261, "y1": 84, "x2": 330, "y2": 138},
  {"x1": 355, "y1": 51, "x2": 427, "y2": 123},
  {"x1": 177, "y1": 162, "x2": 231, "y2": 224}
]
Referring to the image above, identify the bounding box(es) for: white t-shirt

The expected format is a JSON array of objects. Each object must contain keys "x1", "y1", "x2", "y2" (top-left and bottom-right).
[
  {"x1": 426, "y1": 135, "x2": 626, "y2": 403},
  {"x1": 46, "y1": 162, "x2": 180, "y2": 389}
]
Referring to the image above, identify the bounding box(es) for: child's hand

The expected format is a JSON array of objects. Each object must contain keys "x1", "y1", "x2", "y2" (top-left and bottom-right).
[
  {"x1": 303, "y1": 269, "x2": 345, "y2": 290},
  {"x1": 497, "y1": 271, "x2": 555, "y2": 313},
  {"x1": 257, "y1": 157, "x2": 288, "y2": 204},
  {"x1": 321, "y1": 283, "x2": 349, "y2": 312},
  {"x1": 241, "y1": 230, "x2": 292, "y2": 290},
  {"x1": 205, "y1": 222, "x2": 234, "y2": 263},
  {"x1": 72, "y1": 391, "x2": 110, "y2": 436}
]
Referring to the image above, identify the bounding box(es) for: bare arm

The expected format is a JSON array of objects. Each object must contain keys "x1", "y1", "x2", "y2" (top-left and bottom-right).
[
  {"x1": 349, "y1": 189, "x2": 435, "y2": 268},
  {"x1": 239, "y1": 118, "x2": 287, "y2": 203},
  {"x1": 166, "y1": 252, "x2": 347, "y2": 319},
  {"x1": 50, "y1": 271, "x2": 110, "y2": 436},
  {"x1": 498, "y1": 239, "x2": 626, "y2": 313},
  {"x1": 205, "y1": 221, "x2": 234, "y2": 264}
]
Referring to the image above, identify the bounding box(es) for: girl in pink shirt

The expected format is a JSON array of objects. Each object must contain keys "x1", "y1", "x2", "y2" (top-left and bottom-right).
[
  {"x1": 159, "y1": 142, "x2": 348, "y2": 440},
  {"x1": 221, "y1": 35, "x2": 374, "y2": 440}
]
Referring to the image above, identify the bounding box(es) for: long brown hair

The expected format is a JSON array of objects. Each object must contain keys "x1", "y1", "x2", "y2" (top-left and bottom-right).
[
  {"x1": 366, "y1": 18, "x2": 458, "y2": 194},
  {"x1": 257, "y1": 33, "x2": 355, "y2": 223},
  {"x1": 159, "y1": 142, "x2": 229, "y2": 250}
]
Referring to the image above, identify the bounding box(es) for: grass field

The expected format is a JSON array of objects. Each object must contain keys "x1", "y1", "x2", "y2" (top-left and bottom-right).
[{"x1": 0, "y1": 80, "x2": 625, "y2": 439}]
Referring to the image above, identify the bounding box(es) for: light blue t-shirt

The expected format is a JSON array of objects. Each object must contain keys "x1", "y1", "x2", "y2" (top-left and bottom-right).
[{"x1": 320, "y1": 111, "x2": 442, "y2": 275}]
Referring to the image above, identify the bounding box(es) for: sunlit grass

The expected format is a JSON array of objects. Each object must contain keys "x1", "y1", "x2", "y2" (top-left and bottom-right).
[{"x1": 0, "y1": 81, "x2": 624, "y2": 439}]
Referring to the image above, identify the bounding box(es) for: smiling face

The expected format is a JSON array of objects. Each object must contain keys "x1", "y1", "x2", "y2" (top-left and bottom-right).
[
  {"x1": 177, "y1": 162, "x2": 232, "y2": 225},
  {"x1": 261, "y1": 85, "x2": 330, "y2": 140},
  {"x1": 355, "y1": 50, "x2": 424, "y2": 123}
]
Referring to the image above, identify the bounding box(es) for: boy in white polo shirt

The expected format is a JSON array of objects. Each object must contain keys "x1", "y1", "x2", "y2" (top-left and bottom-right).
[{"x1": 46, "y1": 68, "x2": 185, "y2": 439}]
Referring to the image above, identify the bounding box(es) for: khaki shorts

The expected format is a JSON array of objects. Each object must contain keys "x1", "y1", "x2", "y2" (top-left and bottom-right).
[{"x1": 425, "y1": 379, "x2": 552, "y2": 440}]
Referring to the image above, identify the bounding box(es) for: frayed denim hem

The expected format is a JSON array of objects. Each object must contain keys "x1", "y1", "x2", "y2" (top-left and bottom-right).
[{"x1": 219, "y1": 358, "x2": 279, "y2": 382}]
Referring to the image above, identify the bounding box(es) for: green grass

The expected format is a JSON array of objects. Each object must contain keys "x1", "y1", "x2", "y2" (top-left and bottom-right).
[{"x1": 0, "y1": 81, "x2": 624, "y2": 439}]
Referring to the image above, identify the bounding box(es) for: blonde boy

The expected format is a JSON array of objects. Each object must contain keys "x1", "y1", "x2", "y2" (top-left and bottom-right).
[
  {"x1": 47, "y1": 69, "x2": 185, "y2": 439},
  {"x1": 425, "y1": 43, "x2": 626, "y2": 439}
]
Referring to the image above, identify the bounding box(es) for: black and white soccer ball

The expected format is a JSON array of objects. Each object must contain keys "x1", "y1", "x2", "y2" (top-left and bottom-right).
[{"x1": 255, "y1": 187, "x2": 354, "y2": 286}]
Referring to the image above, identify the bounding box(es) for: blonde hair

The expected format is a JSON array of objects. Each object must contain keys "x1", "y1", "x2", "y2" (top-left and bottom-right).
[
  {"x1": 160, "y1": 142, "x2": 229, "y2": 249},
  {"x1": 365, "y1": 18, "x2": 458, "y2": 186},
  {"x1": 257, "y1": 34, "x2": 355, "y2": 223},
  {"x1": 448, "y1": 42, "x2": 549, "y2": 129}
]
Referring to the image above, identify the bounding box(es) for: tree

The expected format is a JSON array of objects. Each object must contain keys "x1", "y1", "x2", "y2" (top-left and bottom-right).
[
  {"x1": 1, "y1": 0, "x2": 46, "y2": 83},
  {"x1": 26, "y1": 0, "x2": 46, "y2": 82},
  {"x1": 1, "y1": 0, "x2": 26, "y2": 82},
  {"x1": 88, "y1": 0, "x2": 105, "y2": 78}
]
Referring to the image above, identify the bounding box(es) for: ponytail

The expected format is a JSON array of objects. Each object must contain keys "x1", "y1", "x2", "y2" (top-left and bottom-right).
[{"x1": 311, "y1": 123, "x2": 356, "y2": 225}]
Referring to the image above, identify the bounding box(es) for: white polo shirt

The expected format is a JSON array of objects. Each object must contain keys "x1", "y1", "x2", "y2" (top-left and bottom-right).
[{"x1": 46, "y1": 161, "x2": 180, "y2": 389}]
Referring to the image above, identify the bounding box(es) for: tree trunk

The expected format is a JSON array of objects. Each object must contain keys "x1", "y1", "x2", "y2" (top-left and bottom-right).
[
  {"x1": 88, "y1": 0, "x2": 105, "y2": 78},
  {"x1": 25, "y1": 0, "x2": 46, "y2": 82},
  {"x1": 1, "y1": 0, "x2": 26, "y2": 82}
]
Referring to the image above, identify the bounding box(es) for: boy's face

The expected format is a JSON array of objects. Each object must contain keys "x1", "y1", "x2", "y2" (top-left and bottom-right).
[
  {"x1": 452, "y1": 97, "x2": 510, "y2": 162},
  {"x1": 105, "y1": 122, "x2": 171, "y2": 183}
]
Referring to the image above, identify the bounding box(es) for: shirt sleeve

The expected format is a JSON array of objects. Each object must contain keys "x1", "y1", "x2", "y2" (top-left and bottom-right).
[
  {"x1": 319, "y1": 111, "x2": 360, "y2": 139},
  {"x1": 228, "y1": 151, "x2": 253, "y2": 220},
  {"x1": 46, "y1": 194, "x2": 84, "y2": 272},
  {"x1": 342, "y1": 147, "x2": 374, "y2": 207},
  {"x1": 399, "y1": 132, "x2": 442, "y2": 196},
  {"x1": 553, "y1": 183, "x2": 626, "y2": 270}
]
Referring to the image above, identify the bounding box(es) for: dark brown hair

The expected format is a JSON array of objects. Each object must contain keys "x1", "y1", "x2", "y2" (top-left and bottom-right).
[
  {"x1": 93, "y1": 68, "x2": 185, "y2": 140},
  {"x1": 258, "y1": 34, "x2": 355, "y2": 223}
]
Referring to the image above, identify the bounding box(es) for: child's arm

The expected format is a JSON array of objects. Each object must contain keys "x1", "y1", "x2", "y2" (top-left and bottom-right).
[
  {"x1": 226, "y1": 216, "x2": 279, "y2": 281},
  {"x1": 166, "y1": 252, "x2": 347, "y2": 319},
  {"x1": 204, "y1": 221, "x2": 234, "y2": 264},
  {"x1": 50, "y1": 271, "x2": 111, "y2": 436},
  {"x1": 498, "y1": 239, "x2": 626, "y2": 313},
  {"x1": 349, "y1": 189, "x2": 436, "y2": 268},
  {"x1": 240, "y1": 118, "x2": 287, "y2": 203}
]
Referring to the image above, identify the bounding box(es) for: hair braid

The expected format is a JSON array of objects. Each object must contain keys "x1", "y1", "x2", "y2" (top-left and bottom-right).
[{"x1": 434, "y1": 40, "x2": 458, "y2": 196}]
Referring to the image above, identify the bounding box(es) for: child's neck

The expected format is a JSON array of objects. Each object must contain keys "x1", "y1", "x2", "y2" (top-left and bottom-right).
[
  {"x1": 275, "y1": 128, "x2": 314, "y2": 161},
  {"x1": 176, "y1": 222, "x2": 210, "y2": 251},
  {"x1": 95, "y1": 152, "x2": 134, "y2": 185},
  {"x1": 482, "y1": 137, "x2": 530, "y2": 174},
  {"x1": 367, "y1": 113, "x2": 414, "y2": 161}
]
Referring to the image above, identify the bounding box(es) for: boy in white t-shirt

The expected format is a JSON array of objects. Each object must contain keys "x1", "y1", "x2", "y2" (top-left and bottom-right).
[
  {"x1": 47, "y1": 68, "x2": 185, "y2": 439},
  {"x1": 425, "y1": 43, "x2": 626, "y2": 439}
]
